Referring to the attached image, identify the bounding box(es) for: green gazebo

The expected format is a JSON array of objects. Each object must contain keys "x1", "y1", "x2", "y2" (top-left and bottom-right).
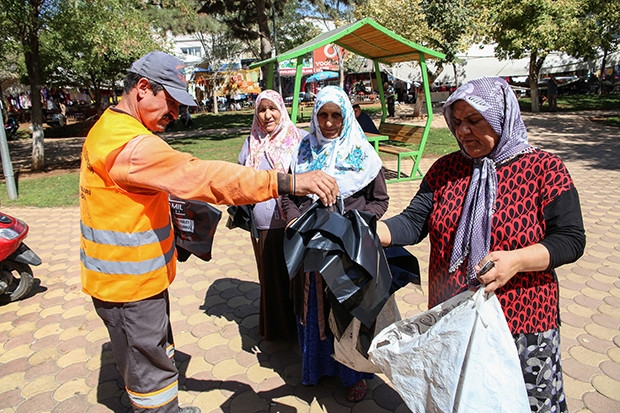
[{"x1": 250, "y1": 17, "x2": 445, "y2": 126}]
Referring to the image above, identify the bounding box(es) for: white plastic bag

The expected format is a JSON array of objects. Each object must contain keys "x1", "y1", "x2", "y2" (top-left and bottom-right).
[{"x1": 368, "y1": 288, "x2": 530, "y2": 413}]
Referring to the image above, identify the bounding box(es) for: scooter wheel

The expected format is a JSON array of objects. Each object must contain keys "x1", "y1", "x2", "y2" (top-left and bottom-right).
[{"x1": 1, "y1": 261, "x2": 35, "y2": 302}]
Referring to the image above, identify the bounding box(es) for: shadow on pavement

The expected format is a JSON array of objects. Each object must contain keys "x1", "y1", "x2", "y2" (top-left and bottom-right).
[{"x1": 522, "y1": 112, "x2": 620, "y2": 171}]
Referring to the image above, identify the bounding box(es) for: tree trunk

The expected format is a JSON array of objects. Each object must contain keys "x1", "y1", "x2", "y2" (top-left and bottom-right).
[
  {"x1": 91, "y1": 75, "x2": 103, "y2": 116},
  {"x1": 413, "y1": 66, "x2": 442, "y2": 118},
  {"x1": 412, "y1": 94, "x2": 424, "y2": 118},
  {"x1": 255, "y1": 0, "x2": 273, "y2": 86},
  {"x1": 528, "y1": 53, "x2": 540, "y2": 114},
  {"x1": 598, "y1": 48, "x2": 608, "y2": 95},
  {"x1": 452, "y1": 63, "x2": 459, "y2": 88},
  {"x1": 23, "y1": 34, "x2": 45, "y2": 171},
  {"x1": 212, "y1": 87, "x2": 218, "y2": 114}
]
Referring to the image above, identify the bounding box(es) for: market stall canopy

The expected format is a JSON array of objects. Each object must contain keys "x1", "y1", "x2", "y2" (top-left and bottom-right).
[
  {"x1": 191, "y1": 67, "x2": 261, "y2": 97},
  {"x1": 249, "y1": 18, "x2": 445, "y2": 127}
]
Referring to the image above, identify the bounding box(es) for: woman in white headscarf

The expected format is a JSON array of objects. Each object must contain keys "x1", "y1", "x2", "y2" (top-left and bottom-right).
[
  {"x1": 238, "y1": 89, "x2": 305, "y2": 341},
  {"x1": 282, "y1": 86, "x2": 389, "y2": 402},
  {"x1": 377, "y1": 77, "x2": 585, "y2": 412}
]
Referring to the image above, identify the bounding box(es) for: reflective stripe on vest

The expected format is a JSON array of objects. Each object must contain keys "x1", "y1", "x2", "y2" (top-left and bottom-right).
[
  {"x1": 81, "y1": 221, "x2": 171, "y2": 247},
  {"x1": 80, "y1": 244, "x2": 175, "y2": 275},
  {"x1": 166, "y1": 343, "x2": 174, "y2": 359},
  {"x1": 80, "y1": 221, "x2": 174, "y2": 275},
  {"x1": 127, "y1": 380, "x2": 178, "y2": 409}
]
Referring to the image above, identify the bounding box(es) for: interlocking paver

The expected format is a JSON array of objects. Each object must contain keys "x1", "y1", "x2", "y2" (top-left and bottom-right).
[
  {"x1": 0, "y1": 109, "x2": 619, "y2": 412},
  {"x1": 20, "y1": 375, "x2": 59, "y2": 398},
  {"x1": 583, "y1": 390, "x2": 620, "y2": 413}
]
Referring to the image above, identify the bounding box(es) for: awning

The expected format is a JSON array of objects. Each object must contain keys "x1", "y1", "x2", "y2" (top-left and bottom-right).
[{"x1": 306, "y1": 71, "x2": 339, "y2": 83}]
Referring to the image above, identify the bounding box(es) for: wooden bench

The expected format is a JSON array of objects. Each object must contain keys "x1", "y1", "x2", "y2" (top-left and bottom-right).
[
  {"x1": 377, "y1": 122, "x2": 427, "y2": 183},
  {"x1": 297, "y1": 101, "x2": 315, "y2": 122}
]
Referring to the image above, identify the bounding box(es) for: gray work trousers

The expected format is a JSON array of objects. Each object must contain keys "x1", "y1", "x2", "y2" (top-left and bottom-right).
[{"x1": 93, "y1": 290, "x2": 178, "y2": 412}]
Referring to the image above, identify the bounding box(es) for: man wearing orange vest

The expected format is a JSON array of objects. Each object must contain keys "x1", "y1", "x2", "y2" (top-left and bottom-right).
[{"x1": 79, "y1": 51, "x2": 338, "y2": 413}]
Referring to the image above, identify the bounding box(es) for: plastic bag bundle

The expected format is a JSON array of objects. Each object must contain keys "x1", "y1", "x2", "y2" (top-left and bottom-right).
[{"x1": 368, "y1": 288, "x2": 530, "y2": 413}]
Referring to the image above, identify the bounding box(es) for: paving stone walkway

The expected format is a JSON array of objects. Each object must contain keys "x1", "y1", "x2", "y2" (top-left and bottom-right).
[{"x1": 0, "y1": 109, "x2": 618, "y2": 413}]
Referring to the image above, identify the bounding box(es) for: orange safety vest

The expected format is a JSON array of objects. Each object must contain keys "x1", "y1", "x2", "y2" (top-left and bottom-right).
[{"x1": 79, "y1": 108, "x2": 176, "y2": 302}]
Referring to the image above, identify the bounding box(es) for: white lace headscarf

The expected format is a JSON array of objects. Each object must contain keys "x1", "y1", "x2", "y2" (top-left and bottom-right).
[{"x1": 292, "y1": 86, "x2": 382, "y2": 198}]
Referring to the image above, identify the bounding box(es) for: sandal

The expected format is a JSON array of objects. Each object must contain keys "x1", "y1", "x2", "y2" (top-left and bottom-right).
[{"x1": 347, "y1": 380, "x2": 368, "y2": 402}]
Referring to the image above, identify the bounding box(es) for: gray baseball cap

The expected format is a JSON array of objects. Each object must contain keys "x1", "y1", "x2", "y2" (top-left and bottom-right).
[{"x1": 129, "y1": 51, "x2": 197, "y2": 107}]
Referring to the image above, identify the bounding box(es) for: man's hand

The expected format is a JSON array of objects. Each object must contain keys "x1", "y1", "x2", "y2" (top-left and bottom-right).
[{"x1": 294, "y1": 171, "x2": 339, "y2": 206}]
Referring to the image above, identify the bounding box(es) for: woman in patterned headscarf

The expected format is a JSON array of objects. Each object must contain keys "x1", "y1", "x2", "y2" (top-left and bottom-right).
[
  {"x1": 282, "y1": 86, "x2": 389, "y2": 402},
  {"x1": 377, "y1": 77, "x2": 586, "y2": 412},
  {"x1": 238, "y1": 89, "x2": 304, "y2": 341}
]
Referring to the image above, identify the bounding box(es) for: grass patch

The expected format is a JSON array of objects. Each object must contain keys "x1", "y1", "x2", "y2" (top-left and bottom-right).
[
  {"x1": 167, "y1": 132, "x2": 247, "y2": 163},
  {"x1": 425, "y1": 128, "x2": 460, "y2": 156},
  {"x1": 1, "y1": 173, "x2": 80, "y2": 207},
  {"x1": 167, "y1": 110, "x2": 254, "y2": 131},
  {"x1": 588, "y1": 115, "x2": 620, "y2": 128},
  {"x1": 603, "y1": 117, "x2": 620, "y2": 127},
  {"x1": 518, "y1": 94, "x2": 620, "y2": 112}
]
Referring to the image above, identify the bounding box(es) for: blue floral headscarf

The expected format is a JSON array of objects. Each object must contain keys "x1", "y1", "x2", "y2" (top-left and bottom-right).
[
  {"x1": 293, "y1": 86, "x2": 383, "y2": 198},
  {"x1": 442, "y1": 76, "x2": 531, "y2": 283}
]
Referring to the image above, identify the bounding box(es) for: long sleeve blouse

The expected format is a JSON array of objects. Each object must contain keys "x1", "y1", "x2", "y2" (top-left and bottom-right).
[{"x1": 384, "y1": 149, "x2": 585, "y2": 334}]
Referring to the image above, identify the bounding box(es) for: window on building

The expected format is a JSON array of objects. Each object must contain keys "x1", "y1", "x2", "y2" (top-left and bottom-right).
[{"x1": 181, "y1": 47, "x2": 202, "y2": 57}]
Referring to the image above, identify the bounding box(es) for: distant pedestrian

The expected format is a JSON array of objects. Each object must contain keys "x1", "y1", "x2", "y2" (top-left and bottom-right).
[
  {"x1": 352, "y1": 103, "x2": 379, "y2": 134},
  {"x1": 384, "y1": 81, "x2": 395, "y2": 117},
  {"x1": 180, "y1": 107, "x2": 193, "y2": 128},
  {"x1": 547, "y1": 75, "x2": 560, "y2": 112}
]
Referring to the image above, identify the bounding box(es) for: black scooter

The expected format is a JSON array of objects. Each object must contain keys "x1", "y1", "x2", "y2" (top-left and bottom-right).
[{"x1": 4, "y1": 117, "x2": 18, "y2": 139}]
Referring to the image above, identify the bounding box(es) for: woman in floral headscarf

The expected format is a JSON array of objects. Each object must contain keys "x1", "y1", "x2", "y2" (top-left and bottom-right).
[
  {"x1": 282, "y1": 86, "x2": 389, "y2": 402},
  {"x1": 238, "y1": 89, "x2": 304, "y2": 341},
  {"x1": 377, "y1": 77, "x2": 585, "y2": 412}
]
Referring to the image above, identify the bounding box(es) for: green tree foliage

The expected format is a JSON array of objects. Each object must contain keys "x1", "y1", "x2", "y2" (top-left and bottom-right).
[
  {"x1": 356, "y1": 0, "x2": 479, "y2": 115},
  {"x1": 0, "y1": 26, "x2": 22, "y2": 114},
  {"x1": 300, "y1": 0, "x2": 363, "y2": 89},
  {"x1": 565, "y1": 0, "x2": 620, "y2": 93},
  {"x1": 138, "y1": 0, "x2": 204, "y2": 34},
  {"x1": 478, "y1": 0, "x2": 584, "y2": 112},
  {"x1": 44, "y1": 0, "x2": 164, "y2": 112},
  {"x1": 197, "y1": 0, "x2": 359, "y2": 81},
  {"x1": 275, "y1": 2, "x2": 323, "y2": 55},
  {"x1": 198, "y1": 0, "x2": 277, "y2": 82},
  {"x1": 0, "y1": 0, "x2": 58, "y2": 171}
]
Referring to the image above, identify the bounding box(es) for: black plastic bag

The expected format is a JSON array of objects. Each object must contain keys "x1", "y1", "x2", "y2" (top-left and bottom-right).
[
  {"x1": 225, "y1": 204, "x2": 258, "y2": 238},
  {"x1": 283, "y1": 201, "x2": 419, "y2": 329},
  {"x1": 170, "y1": 196, "x2": 222, "y2": 262}
]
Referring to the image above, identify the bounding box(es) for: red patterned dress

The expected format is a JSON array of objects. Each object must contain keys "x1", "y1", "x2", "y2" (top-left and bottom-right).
[{"x1": 385, "y1": 148, "x2": 585, "y2": 412}]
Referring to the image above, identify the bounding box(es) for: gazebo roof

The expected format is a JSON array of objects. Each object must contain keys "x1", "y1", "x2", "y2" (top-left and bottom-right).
[
  {"x1": 250, "y1": 18, "x2": 445, "y2": 69},
  {"x1": 249, "y1": 17, "x2": 445, "y2": 158}
]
